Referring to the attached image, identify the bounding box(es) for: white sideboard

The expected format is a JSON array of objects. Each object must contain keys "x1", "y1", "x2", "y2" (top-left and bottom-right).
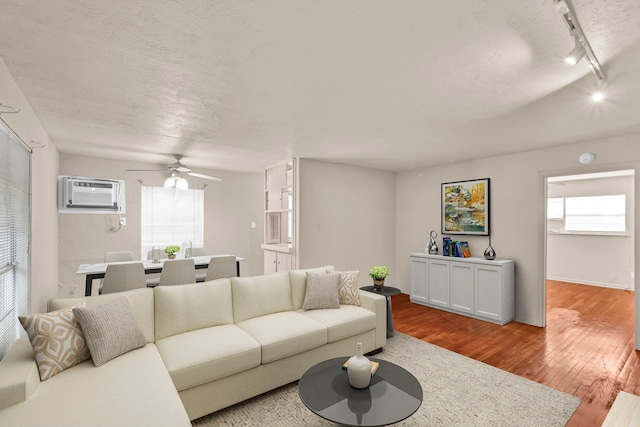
[{"x1": 409, "y1": 253, "x2": 515, "y2": 325}]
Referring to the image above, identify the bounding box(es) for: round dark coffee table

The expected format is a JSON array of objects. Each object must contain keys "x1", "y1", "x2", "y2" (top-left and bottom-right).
[{"x1": 298, "y1": 357, "x2": 422, "y2": 426}]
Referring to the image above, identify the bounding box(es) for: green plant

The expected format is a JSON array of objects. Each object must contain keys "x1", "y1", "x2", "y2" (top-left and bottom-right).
[
  {"x1": 368, "y1": 265, "x2": 390, "y2": 280},
  {"x1": 164, "y1": 245, "x2": 180, "y2": 255}
]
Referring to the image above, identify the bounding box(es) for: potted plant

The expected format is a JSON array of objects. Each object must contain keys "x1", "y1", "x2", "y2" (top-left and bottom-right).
[
  {"x1": 164, "y1": 245, "x2": 180, "y2": 259},
  {"x1": 369, "y1": 265, "x2": 390, "y2": 290}
]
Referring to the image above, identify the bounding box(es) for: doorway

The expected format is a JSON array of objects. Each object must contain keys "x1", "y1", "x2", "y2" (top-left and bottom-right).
[{"x1": 545, "y1": 169, "x2": 635, "y2": 328}]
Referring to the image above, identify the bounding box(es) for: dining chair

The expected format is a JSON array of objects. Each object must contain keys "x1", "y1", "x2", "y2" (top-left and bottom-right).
[
  {"x1": 185, "y1": 247, "x2": 208, "y2": 281},
  {"x1": 145, "y1": 250, "x2": 169, "y2": 286},
  {"x1": 185, "y1": 247, "x2": 207, "y2": 258},
  {"x1": 99, "y1": 251, "x2": 135, "y2": 293},
  {"x1": 104, "y1": 251, "x2": 134, "y2": 263},
  {"x1": 100, "y1": 262, "x2": 147, "y2": 294},
  {"x1": 205, "y1": 255, "x2": 237, "y2": 281},
  {"x1": 158, "y1": 258, "x2": 197, "y2": 286}
]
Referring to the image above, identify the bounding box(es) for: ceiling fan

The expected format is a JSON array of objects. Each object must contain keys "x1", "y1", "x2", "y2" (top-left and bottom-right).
[{"x1": 127, "y1": 154, "x2": 222, "y2": 188}]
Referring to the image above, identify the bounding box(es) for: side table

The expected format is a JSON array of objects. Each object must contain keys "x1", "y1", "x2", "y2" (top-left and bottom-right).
[{"x1": 360, "y1": 286, "x2": 401, "y2": 338}]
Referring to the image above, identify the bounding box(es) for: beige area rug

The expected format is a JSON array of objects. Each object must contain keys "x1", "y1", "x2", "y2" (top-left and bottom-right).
[{"x1": 192, "y1": 333, "x2": 581, "y2": 426}]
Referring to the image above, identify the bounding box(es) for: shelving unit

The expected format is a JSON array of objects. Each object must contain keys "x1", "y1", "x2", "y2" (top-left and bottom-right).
[{"x1": 262, "y1": 159, "x2": 296, "y2": 274}]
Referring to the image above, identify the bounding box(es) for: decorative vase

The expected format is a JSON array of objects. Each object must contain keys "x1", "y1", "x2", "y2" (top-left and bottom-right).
[
  {"x1": 373, "y1": 279, "x2": 385, "y2": 291},
  {"x1": 484, "y1": 236, "x2": 496, "y2": 260},
  {"x1": 427, "y1": 230, "x2": 438, "y2": 255},
  {"x1": 347, "y1": 342, "x2": 372, "y2": 389},
  {"x1": 168, "y1": 253, "x2": 176, "y2": 259}
]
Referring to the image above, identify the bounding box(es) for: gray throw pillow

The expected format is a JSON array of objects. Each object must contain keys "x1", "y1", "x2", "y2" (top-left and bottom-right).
[
  {"x1": 302, "y1": 272, "x2": 341, "y2": 310},
  {"x1": 73, "y1": 297, "x2": 146, "y2": 367}
]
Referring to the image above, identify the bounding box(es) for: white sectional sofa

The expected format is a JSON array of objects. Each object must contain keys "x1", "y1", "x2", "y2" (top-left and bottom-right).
[{"x1": 0, "y1": 266, "x2": 387, "y2": 426}]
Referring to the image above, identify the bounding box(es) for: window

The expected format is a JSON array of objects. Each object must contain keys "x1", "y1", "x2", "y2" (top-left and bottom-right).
[
  {"x1": 0, "y1": 122, "x2": 31, "y2": 359},
  {"x1": 565, "y1": 195, "x2": 625, "y2": 232},
  {"x1": 547, "y1": 195, "x2": 626, "y2": 233},
  {"x1": 547, "y1": 197, "x2": 564, "y2": 219},
  {"x1": 141, "y1": 186, "x2": 204, "y2": 258}
]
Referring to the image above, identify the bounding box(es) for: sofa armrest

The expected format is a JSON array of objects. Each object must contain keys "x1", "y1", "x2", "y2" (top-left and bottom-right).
[
  {"x1": 358, "y1": 290, "x2": 387, "y2": 350},
  {"x1": 0, "y1": 338, "x2": 40, "y2": 410}
]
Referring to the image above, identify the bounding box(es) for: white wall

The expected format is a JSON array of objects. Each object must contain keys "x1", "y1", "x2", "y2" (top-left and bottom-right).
[
  {"x1": 298, "y1": 159, "x2": 396, "y2": 285},
  {"x1": 0, "y1": 58, "x2": 59, "y2": 314},
  {"x1": 58, "y1": 154, "x2": 264, "y2": 296},
  {"x1": 547, "y1": 175, "x2": 635, "y2": 290},
  {"x1": 396, "y1": 135, "x2": 640, "y2": 327}
]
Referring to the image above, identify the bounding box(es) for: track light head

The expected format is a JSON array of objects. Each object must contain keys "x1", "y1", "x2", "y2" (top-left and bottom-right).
[{"x1": 565, "y1": 41, "x2": 585, "y2": 65}]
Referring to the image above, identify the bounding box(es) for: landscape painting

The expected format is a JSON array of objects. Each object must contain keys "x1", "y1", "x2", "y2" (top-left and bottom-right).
[{"x1": 441, "y1": 178, "x2": 490, "y2": 235}]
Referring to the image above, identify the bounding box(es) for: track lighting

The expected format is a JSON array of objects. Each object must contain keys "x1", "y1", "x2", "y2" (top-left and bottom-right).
[
  {"x1": 564, "y1": 39, "x2": 585, "y2": 65},
  {"x1": 554, "y1": 0, "x2": 606, "y2": 101}
]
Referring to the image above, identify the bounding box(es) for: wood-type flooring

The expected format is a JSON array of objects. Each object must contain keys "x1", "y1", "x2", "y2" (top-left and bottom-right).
[{"x1": 391, "y1": 280, "x2": 636, "y2": 426}]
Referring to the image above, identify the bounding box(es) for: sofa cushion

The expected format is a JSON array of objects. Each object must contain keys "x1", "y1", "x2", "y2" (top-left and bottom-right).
[
  {"x1": 0, "y1": 338, "x2": 40, "y2": 411},
  {"x1": 18, "y1": 304, "x2": 90, "y2": 381},
  {"x1": 232, "y1": 272, "x2": 293, "y2": 323},
  {"x1": 156, "y1": 324, "x2": 261, "y2": 392},
  {"x1": 154, "y1": 279, "x2": 233, "y2": 341},
  {"x1": 289, "y1": 266, "x2": 335, "y2": 310},
  {"x1": 0, "y1": 344, "x2": 191, "y2": 427},
  {"x1": 300, "y1": 305, "x2": 377, "y2": 343},
  {"x1": 328, "y1": 269, "x2": 362, "y2": 306},
  {"x1": 302, "y1": 272, "x2": 341, "y2": 310},
  {"x1": 47, "y1": 288, "x2": 155, "y2": 343},
  {"x1": 236, "y1": 311, "x2": 327, "y2": 363},
  {"x1": 73, "y1": 298, "x2": 147, "y2": 367}
]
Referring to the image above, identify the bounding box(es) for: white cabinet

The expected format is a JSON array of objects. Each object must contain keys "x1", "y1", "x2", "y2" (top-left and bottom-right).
[
  {"x1": 262, "y1": 159, "x2": 296, "y2": 274},
  {"x1": 450, "y1": 261, "x2": 474, "y2": 314},
  {"x1": 409, "y1": 253, "x2": 515, "y2": 325},
  {"x1": 410, "y1": 256, "x2": 428, "y2": 304},
  {"x1": 264, "y1": 250, "x2": 292, "y2": 275},
  {"x1": 428, "y1": 259, "x2": 450, "y2": 308}
]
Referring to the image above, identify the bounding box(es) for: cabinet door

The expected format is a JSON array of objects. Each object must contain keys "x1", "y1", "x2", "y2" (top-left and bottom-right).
[
  {"x1": 264, "y1": 250, "x2": 278, "y2": 275},
  {"x1": 276, "y1": 252, "x2": 292, "y2": 272},
  {"x1": 410, "y1": 257, "x2": 428, "y2": 303},
  {"x1": 428, "y1": 259, "x2": 450, "y2": 308},
  {"x1": 474, "y1": 265, "x2": 503, "y2": 321},
  {"x1": 451, "y1": 262, "x2": 474, "y2": 314}
]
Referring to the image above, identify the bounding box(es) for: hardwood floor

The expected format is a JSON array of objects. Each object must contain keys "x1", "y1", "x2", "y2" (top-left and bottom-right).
[{"x1": 391, "y1": 280, "x2": 637, "y2": 426}]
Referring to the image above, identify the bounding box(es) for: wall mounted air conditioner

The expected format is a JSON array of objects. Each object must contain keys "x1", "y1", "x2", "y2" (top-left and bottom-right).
[{"x1": 58, "y1": 176, "x2": 126, "y2": 214}]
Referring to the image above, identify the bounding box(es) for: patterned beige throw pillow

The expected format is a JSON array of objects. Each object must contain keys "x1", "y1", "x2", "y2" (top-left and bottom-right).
[
  {"x1": 327, "y1": 269, "x2": 361, "y2": 306},
  {"x1": 19, "y1": 303, "x2": 90, "y2": 381},
  {"x1": 73, "y1": 297, "x2": 146, "y2": 367}
]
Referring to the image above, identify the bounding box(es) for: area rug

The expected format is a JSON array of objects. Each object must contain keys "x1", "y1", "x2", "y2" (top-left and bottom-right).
[{"x1": 192, "y1": 333, "x2": 581, "y2": 426}]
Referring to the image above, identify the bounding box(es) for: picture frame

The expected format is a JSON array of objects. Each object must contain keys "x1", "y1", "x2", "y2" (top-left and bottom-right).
[{"x1": 441, "y1": 178, "x2": 490, "y2": 236}]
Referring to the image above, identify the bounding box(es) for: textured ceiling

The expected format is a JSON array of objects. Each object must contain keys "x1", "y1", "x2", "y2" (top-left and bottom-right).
[{"x1": 0, "y1": 0, "x2": 639, "y2": 173}]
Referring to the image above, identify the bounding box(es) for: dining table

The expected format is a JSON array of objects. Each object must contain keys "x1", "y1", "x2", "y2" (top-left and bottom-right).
[{"x1": 76, "y1": 255, "x2": 245, "y2": 296}]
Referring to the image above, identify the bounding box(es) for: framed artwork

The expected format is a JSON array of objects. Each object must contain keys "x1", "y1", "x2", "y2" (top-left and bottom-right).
[{"x1": 441, "y1": 178, "x2": 490, "y2": 235}]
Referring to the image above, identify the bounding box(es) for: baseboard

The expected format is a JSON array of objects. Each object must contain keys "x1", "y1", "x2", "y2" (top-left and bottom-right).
[{"x1": 547, "y1": 276, "x2": 632, "y2": 291}]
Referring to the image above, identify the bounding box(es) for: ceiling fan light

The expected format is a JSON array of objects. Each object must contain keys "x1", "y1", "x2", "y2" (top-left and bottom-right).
[
  {"x1": 564, "y1": 43, "x2": 585, "y2": 65},
  {"x1": 164, "y1": 177, "x2": 175, "y2": 188},
  {"x1": 176, "y1": 177, "x2": 189, "y2": 190}
]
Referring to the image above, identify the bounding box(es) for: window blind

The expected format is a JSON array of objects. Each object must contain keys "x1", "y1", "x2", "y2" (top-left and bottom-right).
[
  {"x1": 141, "y1": 186, "x2": 204, "y2": 258},
  {"x1": 0, "y1": 121, "x2": 31, "y2": 359}
]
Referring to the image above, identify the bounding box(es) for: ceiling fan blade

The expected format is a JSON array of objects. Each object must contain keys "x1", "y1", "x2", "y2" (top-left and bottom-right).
[
  {"x1": 187, "y1": 171, "x2": 222, "y2": 182},
  {"x1": 125, "y1": 169, "x2": 171, "y2": 172}
]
